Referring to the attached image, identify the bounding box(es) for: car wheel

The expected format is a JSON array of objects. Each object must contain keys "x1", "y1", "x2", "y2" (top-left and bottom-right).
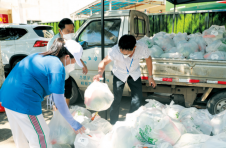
[
  {"x1": 207, "y1": 91, "x2": 226, "y2": 115},
  {"x1": 12, "y1": 58, "x2": 23, "y2": 68},
  {"x1": 69, "y1": 78, "x2": 81, "y2": 105}
]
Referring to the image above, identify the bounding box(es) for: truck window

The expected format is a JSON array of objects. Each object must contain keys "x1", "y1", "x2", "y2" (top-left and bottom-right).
[
  {"x1": 77, "y1": 19, "x2": 121, "y2": 48},
  {"x1": 0, "y1": 28, "x2": 15, "y2": 41},
  {"x1": 134, "y1": 18, "x2": 145, "y2": 35}
]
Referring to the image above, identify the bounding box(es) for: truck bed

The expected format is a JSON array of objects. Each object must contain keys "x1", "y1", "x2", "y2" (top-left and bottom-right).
[{"x1": 140, "y1": 58, "x2": 226, "y2": 88}]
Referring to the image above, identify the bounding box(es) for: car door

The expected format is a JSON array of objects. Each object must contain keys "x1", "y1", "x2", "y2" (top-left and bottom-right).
[
  {"x1": 0, "y1": 28, "x2": 16, "y2": 65},
  {"x1": 70, "y1": 18, "x2": 123, "y2": 91}
]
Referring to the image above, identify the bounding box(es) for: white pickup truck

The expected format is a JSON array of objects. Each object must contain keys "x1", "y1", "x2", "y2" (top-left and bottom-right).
[{"x1": 70, "y1": 10, "x2": 226, "y2": 115}]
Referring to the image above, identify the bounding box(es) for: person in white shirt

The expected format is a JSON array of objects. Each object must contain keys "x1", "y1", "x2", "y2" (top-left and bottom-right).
[
  {"x1": 47, "y1": 18, "x2": 88, "y2": 106},
  {"x1": 93, "y1": 34, "x2": 156, "y2": 124}
]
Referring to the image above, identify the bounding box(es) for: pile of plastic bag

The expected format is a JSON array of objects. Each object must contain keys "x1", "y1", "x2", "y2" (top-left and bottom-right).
[
  {"x1": 139, "y1": 25, "x2": 226, "y2": 61},
  {"x1": 48, "y1": 97, "x2": 226, "y2": 148}
]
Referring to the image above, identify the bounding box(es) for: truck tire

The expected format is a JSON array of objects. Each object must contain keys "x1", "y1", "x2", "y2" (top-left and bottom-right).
[
  {"x1": 70, "y1": 78, "x2": 81, "y2": 105},
  {"x1": 207, "y1": 91, "x2": 226, "y2": 115}
]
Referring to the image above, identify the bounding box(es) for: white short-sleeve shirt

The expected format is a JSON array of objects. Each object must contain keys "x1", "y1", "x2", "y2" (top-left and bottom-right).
[{"x1": 108, "y1": 41, "x2": 150, "y2": 82}]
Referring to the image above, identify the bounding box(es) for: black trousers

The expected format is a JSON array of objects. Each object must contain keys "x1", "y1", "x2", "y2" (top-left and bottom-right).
[
  {"x1": 110, "y1": 75, "x2": 143, "y2": 124},
  {"x1": 64, "y1": 76, "x2": 72, "y2": 99}
]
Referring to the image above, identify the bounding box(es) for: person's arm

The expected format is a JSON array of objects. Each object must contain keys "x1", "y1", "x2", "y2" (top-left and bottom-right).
[
  {"x1": 52, "y1": 93, "x2": 86, "y2": 134},
  {"x1": 80, "y1": 59, "x2": 88, "y2": 75},
  {"x1": 145, "y1": 56, "x2": 156, "y2": 88},
  {"x1": 93, "y1": 56, "x2": 112, "y2": 81}
]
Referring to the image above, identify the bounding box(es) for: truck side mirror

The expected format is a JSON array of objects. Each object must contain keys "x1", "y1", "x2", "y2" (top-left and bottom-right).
[{"x1": 79, "y1": 41, "x2": 88, "y2": 49}]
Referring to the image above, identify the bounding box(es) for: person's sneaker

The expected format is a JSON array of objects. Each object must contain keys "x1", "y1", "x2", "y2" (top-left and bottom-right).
[{"x1": 0, "y1": 104, "x2": 5, "y2": 112}]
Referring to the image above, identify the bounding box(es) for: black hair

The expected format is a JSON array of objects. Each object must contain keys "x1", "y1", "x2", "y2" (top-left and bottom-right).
[
  {"x1": 40, "y1": 38, "x2": 73, "y2": 59},
  {"x1": 58, "y1": 18, "x2": 74, "y2": 30},
  {"x1": 118, "y1": 35, "x2": 136, "y2": 51}
]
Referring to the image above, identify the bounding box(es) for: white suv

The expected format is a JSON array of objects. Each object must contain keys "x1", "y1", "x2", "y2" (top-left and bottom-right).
[{"x1": 0, "y1": 24, "x2": 54, "y2": 75}]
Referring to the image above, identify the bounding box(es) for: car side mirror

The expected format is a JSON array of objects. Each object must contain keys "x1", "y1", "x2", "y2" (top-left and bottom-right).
[{"x1": 79, "y1": 41, "x2": 88, "y2": 49}]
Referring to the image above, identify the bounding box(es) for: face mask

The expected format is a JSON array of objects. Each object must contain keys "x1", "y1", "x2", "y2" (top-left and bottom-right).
[
  {"x1": 122, "y1": 49, "x2": 134, "y2": 58},
  {"x1": 64, "y1": 58, "x2": 76, "y2": 80},
  {"x1": 123, "y1": 54, "x2": 131, "y2": 58},
  {"x1": 61, "y1": 29, "x2": 75, "y2": 40}
]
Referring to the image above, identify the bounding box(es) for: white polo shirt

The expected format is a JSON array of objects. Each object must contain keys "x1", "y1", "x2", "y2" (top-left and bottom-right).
[{"x1": 108, "y1": 41, "x2": 150, "y2": 82}]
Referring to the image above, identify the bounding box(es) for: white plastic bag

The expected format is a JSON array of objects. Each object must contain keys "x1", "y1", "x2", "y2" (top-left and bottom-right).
[
  {"x1": 211, "y1": 110, "x2": 226, "y2": 135},
  {"x1": 111, "y1": 126, "x2": 142, "y2": 148},
  {"x1": 204, "y1": 51, "x2": 226, "y2": 60},
  {"x1": 135, "y1": 108, "x2": 181, "y2": 145},
  {"x1": 153, "y1": 34, "x2": 175, "y2": 51},
  {"x1": 173, "y1": 133, "x2": 210, "y2": 148},
  {"x1": 206, "y1": 38, "x2": 226, "y2": 53},
  {"x1": 202, "y1": 132, "x2": 226, "y2": 148},
  {"x1": 173, "y1": 32, "x2": 188, "y2": 46},
  {"x1": 160, "y1": 53, "x2": 185, "y2": 59},
  {"x1": 179, "y1": 108, "x2": 212, "y2": 135},
  {"x1": 188, "y1": 34, "x2": 207, "y2": 52},
  {"x1": 70, "y1": 106, "x2": 92, "y2": 125},
  {"x1": 177, "y1": 41, "x2": 199, "y2": 58},
  {"x1": 49, "y1": 110, "x2": 76, "y2": 145},
  {"x1": 84, "y1": 81, "x2": 114, "y2": 111},
  {"x1": 84, "y1": 118, "x2": 112, "y2": 135},
  {"x1": 189, "y1": 52, "x2": 204, "y2": 60},
  {"x1": 165, "y1": 47, "x2": 178, "y2": 53},
  {"x1": 144, "y1": 99, "x2": 165, "y2": 110},
  {"x1": 100, "y1": 131, "x2": 114, "y2": 148},
  {"x1": 171, "y1": 119, "x2": 187, "y2": 135},
  {"x1": 149, "y1": 45, "x2": 164, "y2": 58},
  {"x1": 139, "y1": 36, "x2": 154, "y2": 48},
  {"x1": 74, "y1": 131, "x2": 105, "y2": 148},
  {"x1": 199, "y1": 109, "x2": 213, "y2": 120},
  {"x1": 125, "y1": 106, "x2": 147, "y2": 127},
  {"x1": 162, "y1": 101, "x2": 185, "y2": 120},
  {"x1": 202, "y1": 25, "x2": 225, "y2": 45}
]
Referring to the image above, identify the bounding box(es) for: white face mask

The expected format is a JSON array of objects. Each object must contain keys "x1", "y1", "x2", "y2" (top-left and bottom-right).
[
  {"x1": 122, "y1": 49, "x2": 134, "y2": 58},
  {"x1": 123, "y1": 54, "x2": 131, "y2": 58},
  {"x1": 61, "y1": 30, "x2": 75, "y2": 40},
  {"x1": 64, "y1": 58, "x2": 76, "y2": 80}
]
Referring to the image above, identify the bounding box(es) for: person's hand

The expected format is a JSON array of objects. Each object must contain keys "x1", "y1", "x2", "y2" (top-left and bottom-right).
[
  {"x1": 149, "y1": 77, "x2": 156, "y2": 88},
  {"x1": 82, "y1": 65, "x2": 88, "y2": 75},
  {"x1": 74, "y1": 126, "x2": 86, "y2": 135},
  {"x1": 93, "y1": 74, "x2": 102, "y2": 81}
]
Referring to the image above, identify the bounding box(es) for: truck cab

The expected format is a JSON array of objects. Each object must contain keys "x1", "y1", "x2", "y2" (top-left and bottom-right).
[{"x1": 69, "y1": 10, "x2": 150, "y2": 103}]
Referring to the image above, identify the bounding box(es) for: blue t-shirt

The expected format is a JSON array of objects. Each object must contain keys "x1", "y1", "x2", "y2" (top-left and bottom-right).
[{"x1": 0, "y1": 53, "x2": 65, "y2": 115}]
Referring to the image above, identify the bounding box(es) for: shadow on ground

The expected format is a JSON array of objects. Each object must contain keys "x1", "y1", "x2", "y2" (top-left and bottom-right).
[{"x1": 0, "y1": 128, "x2": 12, "y2": 142}]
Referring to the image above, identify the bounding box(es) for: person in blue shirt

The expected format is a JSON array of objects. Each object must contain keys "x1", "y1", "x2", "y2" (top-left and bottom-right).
[{"x1": 0, "y1": 38, "x2": 85, "y2": 148}]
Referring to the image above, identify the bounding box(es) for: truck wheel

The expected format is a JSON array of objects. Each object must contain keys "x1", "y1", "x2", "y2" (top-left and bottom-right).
[
  {"x1": 70, "y1": 79, "x2": 81, "y2": 105},
  {"x1": 207, "y1": 91, "x2": 226, "y2": 115}
]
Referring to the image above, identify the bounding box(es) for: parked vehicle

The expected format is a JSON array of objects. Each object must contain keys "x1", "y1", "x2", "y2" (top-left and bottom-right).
[
  {"x1": 0, "y1": 24, "x2": 54, "y2": 75},
  {"x1": 69, "y1": 10, "x2": 226, "y2": 115}
]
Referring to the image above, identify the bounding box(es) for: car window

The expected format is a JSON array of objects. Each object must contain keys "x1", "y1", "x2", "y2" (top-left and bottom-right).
[
  {"x1": 13, "y1": 28, "x2": 27, "y2": 40},
  {"x1": 134, "y1": 18, "x2": 145, "y2": 35},
  {"x1": 0, "y1": 28, "x2": 15, "y2": 41},
  {"x1": 78, "y1": 19, "x2": 121, "y2": 49},
  {"x1": 33, "y1": 26, "x2": 54, "y2": 38}
]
